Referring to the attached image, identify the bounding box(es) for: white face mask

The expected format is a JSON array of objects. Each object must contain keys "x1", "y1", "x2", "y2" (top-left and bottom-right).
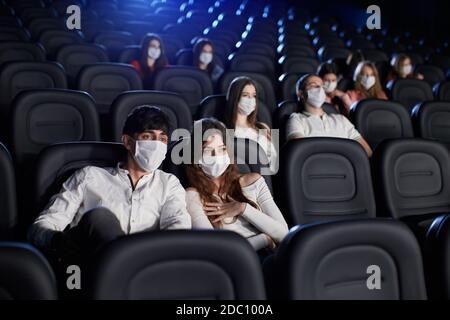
[
  {"x1": 199, "y1": 154, "x2": 231, "y2": 178},
  {"x1": 360, "y1": 75, "x2": 376, "y2": 90},
  {"x1": 306, "y1": 86, "x2": 326, "y2": 108},
  {"x1": 199, "y1": 52, "x2": 213, "y2": 65},
  {"x1": 133, "y1": 140, "x2": 167, "y2": 172},
  {"x1": 400, "y1": 64, "x2": 413, "y2": 76},
  {"x1": 323, "y1": 80, "x2": 337, "y2": 93},
  {"x1": 238, "y1": 97, "x2": 256, "y2": 116},
  {"x1": 147, "y1": 47, "x2": 161, "y2": 60}
]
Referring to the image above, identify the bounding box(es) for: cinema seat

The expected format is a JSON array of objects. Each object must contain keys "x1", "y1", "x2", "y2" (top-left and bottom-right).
[
  {"x1": 152, "y1": 66, "x2": 213, "y2": 116},
  {"x1": 89, "y1": 230, "x2": 266, "y2": 300},
  {"x1": 0, "y1": 143, "x2": 17, "y2": 239},
  {"x1": 273, "y1": 219, "x2": 427, "y2": 300},
  {"x1": 0, "y1": 42, "x2": 46, "y2": 65},
  {"x1": 56, "y1": 43, "x2": 109, "y2": 87},
  {"x1": 77, "y1": 63, "x2": 143, "y2": 114},
  {"x1": 349, "y1": 99, "x2": 414, "y2": 149},
  {"x1": 411, "y1": 101, "x2": 450, "y2": 147},
  {"x1": 110, "y1": 90, "x2": 192, "y2": 142},
  {"x1": 0, "y1": 242, "x2": 58, "y2": 300},
  {"x1": 280, "y1": 138, "x2": 375, "y2": 226},
  {"x1": 388, "y1": 78, "x2": 434, "y2": 111}
]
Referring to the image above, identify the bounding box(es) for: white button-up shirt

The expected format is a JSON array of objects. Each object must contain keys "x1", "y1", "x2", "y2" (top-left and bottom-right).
[
  {"x1": 286, "y1": 111, "x2": 362, "y2": 141},
  {"x1": 29, "y1": 163, "x2": 192, "y2": 248}
]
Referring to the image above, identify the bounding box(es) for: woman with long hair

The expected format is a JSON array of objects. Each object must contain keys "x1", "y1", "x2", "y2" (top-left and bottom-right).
[
  {"x1": 192, "y1": 38, "x2": 224, "y2": 86},
  {"x1": 185, "y1": 118, "x2": 288, "y2": 255},
  {"x1": 129, "y1": 33, "x2": 169, "y2": 88},
  {"x1": 317, "y1": 62, "x2": 345, "y2": 113},
  {"x1": 225, "y1": 76, "x2": 278, "y2": 174},
  {"x1": 386, "y1": 53, "x2": 424, "y2": 83},
  {"x1": 341, "y1": 61, "x2": 388, "y2": 115}
]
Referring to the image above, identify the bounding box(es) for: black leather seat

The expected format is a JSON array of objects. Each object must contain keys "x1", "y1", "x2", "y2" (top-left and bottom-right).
[
  {"x1": 318, "y1": 46, "x2": 351, "y2": 61},
  {"x1": 372, "y1": 138, "x2": 450, "y2": 298},
  {"x1": 38, "y1": 29, "x2": 85, "y2": 59},
  {"x1": 433, "y1": 80, "x2": 450, "y2": 101},
  {"x1": 0, "y1": 61, "x2": 67, "y2": 124},
  {"x1": 0, "y1": 42, "x2": 46, "y2": 65},
  {"x1": 0, "y1": 242, "x2": 58, "y2": 300},
  {"x1": 273, "y1": 219, "x2": 427, "y2": 300},
  {"x1": 388, "y1": 78, "x2": 434, "y2": 111},
  {"x1": 411, "y1": 101, "x2": 450, "y2": 147},
  {"x1": 110, "y1": 90, "x2": 193, "y2": 142},
  {"x1": 34, "y1": 142, "x2": 126, "y2": 214},
  {"x1": 93, "y1": 31, "x2": 138, "y2": 61},
  {"x1": 349, "y1": 99, "x2": 414, "y2": 149},
  {"x1": 56, "y1": 43, "x2": 109, "y2": 87},
  {"x1": 0, "y1": 26, "x2": 31, "y2": 42},
  {"x1": 77, "y1": 63, "x2": 143, "y2": 114},
  {"x1": 279, "y1": 56, "x2": 318, "y2": 74},
  {"x1": 229, "y1": 53, "x2": 275, "y2": 79},
  {"x1": 88, "y1": 230, "x2": 266, "y2": 300},
  {"x1": 415, "y1": 64, "x2": 446, "y2": 86},
  {"x1": 0, "y1": 143, "x2": 17, "y2": 240},
  {"x1": 152, "y1": 66, "x2": 213, "y2": 116},
  {"x1": 11, "y1": 89, "x2": 101, "y2": 167},
  {"x1": 280, "y1": 138, "x2": 375, "y2": 226}
]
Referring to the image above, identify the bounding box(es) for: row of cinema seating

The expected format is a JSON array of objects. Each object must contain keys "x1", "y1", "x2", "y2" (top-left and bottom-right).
[
  {"x1": 1, "y1": 135, "x2": 450, "y2": 299},
  {"x1": 0, "y1": 0, "x2": 450, "y2": 300},
  {"x1": 0, "y1": 88, "x2": 449, "y2": 174},
  {"x1": 0, "y1": 0, "x2": 449, "y2": 118}
]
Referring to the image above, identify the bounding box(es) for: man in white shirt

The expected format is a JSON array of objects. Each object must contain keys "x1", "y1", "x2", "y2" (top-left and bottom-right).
[
  {"x1": 28, "y1": 106, "x2": 192, "y2": 260},
  {"x1": 286, "y1": 74, "x2": 373, "y2": 157}
]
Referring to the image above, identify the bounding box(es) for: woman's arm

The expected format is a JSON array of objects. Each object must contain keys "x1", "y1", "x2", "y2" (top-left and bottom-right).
[
  {"x1": 240, "y1": 177, "x2": 289, "y2": 244},
  {"x1": 185, "y1": 190, "x2": 214, "y2": 229}
]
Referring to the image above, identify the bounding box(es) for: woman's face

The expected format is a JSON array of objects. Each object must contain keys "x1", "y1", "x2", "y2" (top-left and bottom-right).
[
  {"x1": 240, "y1": 84, "x2": 257, "y2": 99},
  {"x1": 202, "y1": 133, "x2": 228, "y2": 157},
  {"x1": 202, "y1": 44, "x2": 213, "y2": 55},
  {"x1": 149, "y1": 39, "x2": 160, "y2": 50},
  {"x1": 401, "y1": 57, "x2": 412, "y2": 67},
  {"x1": 305, "y1": 75, "x2": 324, "y2": 90},
  {"x1": 322, "y1": 73, "x2": 337, "y2": 82},
  {"x1": 360, "y1": 65, "x2": 374, "y2": 77}
]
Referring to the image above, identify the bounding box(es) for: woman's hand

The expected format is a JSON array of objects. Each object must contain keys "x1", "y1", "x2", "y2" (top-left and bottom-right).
[
  {"x1": 265, "y1": 234, "x2": 276, "y2": 250},
  {"x1": 333, "y1": 89, "x2": 345, "y2": 98},
  {"x1": 203, "y1": 196, "x2": 246, "y2": 223}
]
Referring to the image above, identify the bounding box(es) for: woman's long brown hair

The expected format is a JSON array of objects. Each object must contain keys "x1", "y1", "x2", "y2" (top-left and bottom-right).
[
  {"x1": 224, "y1": 76, "x2": 271, "y2": 139},
  {"x1": 353, "y1": 61, "x2": 384, "y2": 98},
  {"x1": 185, "y1": 118, "x2": 258, "y2": 227}
]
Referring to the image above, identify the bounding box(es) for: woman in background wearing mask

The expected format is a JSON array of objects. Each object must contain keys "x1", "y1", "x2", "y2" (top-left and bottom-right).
[
  {"x1": 317, "y1": 62, "x2": 345, "y2": 113},
  {"x1": 185, "y1": 118, "x2": 288, "y2": 257},
  {"x1": 341, "y1": 61, "x2": 388, "y2": 116},
  {"x1": 286, "y1": 74, "x2": 372, "y2": 157},
  {"x1": 386, "y1": 53, "x2": 424, "y2": 83},
  {"x1": 130, "y1": 33, "x2": 168, "y2": 88},
  {"x1": 225, "y1": 76, "x2": 278, "y2": 174},
  {"x1": 192, "y1": 38, "x2": 224, "y2": 86}
]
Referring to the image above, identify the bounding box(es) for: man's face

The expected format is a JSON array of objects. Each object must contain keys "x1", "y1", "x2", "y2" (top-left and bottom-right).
[{"x1": 122, "y1": 130, "x2": 169, "y2": 154}]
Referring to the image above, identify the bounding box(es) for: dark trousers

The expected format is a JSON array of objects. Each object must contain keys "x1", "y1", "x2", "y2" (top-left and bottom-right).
[{"x1": 56, "y1": 207, "x2": 125, "y2": 264}]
